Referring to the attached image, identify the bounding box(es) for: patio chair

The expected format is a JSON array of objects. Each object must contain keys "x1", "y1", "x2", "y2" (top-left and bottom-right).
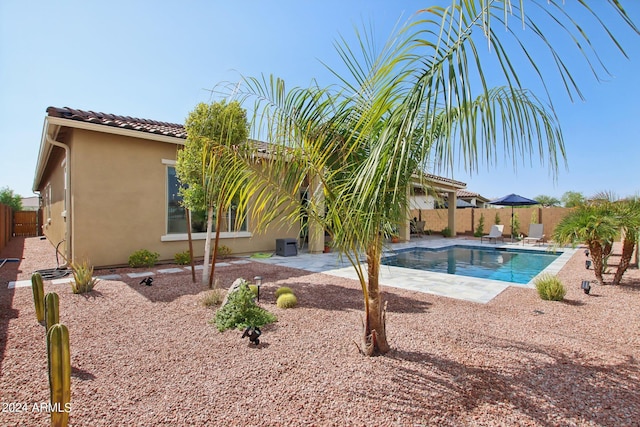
[
  {"x1": 481, "y1": 224, "x2": 504, "y2": 244},
  {"x1": 523, "y1": 224, "x2": 545, "y2": 245}
]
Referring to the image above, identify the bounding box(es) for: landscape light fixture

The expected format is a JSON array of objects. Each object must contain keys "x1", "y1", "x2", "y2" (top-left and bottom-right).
[
  {"x1": 581, "y1": 280, "x2": 591, "y2": 295},
  {"x1": 585, "y1": 260, "x2": 592, "y2": 270},
  {"x1": 139, "y1": 277, "x2": 153, "y2": 286},
  {"x1": 254, "y1": 276, "x2": 262, "y2": 301},
  {"x1": 242, "y1": 327, "x2": 261, "y2": 345}
]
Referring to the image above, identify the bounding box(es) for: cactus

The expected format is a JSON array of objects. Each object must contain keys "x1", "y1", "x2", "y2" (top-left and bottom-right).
[
  {"x1": 47, "y1": 324, "x2": 71, "y2": 427},
  {"x1": 31, "y1": 273, "x2": 45, "y2": 323},
  {"x1": 45, "y1": 292, "x2": 60, "y2": 332},
  {"x1": 276, "y1": 293, "x2": 298, "y2": 308},
  {"x1": 274, "y1": 286, "x2": 293, "y2": 298}
]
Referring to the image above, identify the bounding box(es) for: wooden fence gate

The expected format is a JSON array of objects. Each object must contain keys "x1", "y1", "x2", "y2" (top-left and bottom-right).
[{"x1": 13, "y1": 211, "x2": 39, "y2": 237}]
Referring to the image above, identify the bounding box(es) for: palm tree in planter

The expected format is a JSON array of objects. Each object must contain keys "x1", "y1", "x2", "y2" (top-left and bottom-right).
[{"x1": 218, "y1": 2, "x2": 637, "y2": 355}]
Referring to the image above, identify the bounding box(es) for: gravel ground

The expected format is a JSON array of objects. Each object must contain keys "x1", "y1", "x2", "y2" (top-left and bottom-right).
[{"x1": 1, "y1": 236, "x2": 639, "y2": 426}]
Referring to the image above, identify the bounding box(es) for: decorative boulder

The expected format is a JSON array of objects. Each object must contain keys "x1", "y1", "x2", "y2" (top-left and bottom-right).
[{"x1": 221, "y1": 278, "x2": 247, "y2": 307}]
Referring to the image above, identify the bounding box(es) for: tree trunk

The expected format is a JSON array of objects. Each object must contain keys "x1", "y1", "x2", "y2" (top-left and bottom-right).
[
  {"x1": 202, "y1": 206, "x2": 214, "y2": 285},
  {"x1": 612, "y1": 236, "x2": 636, "y2": 285},
  {"x1": 208, "y1": 201, "x2": 225, "y2": 288},
  {"x1": 589, "y1": 242, "x2": 606, "y2": 285},
  {"x1": 363, "y1": 241, "x2": 390, "y2": 356}
]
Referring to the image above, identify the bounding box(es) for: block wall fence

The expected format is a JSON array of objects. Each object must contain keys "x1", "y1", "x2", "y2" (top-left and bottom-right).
[{"x1": 410, "y1": 207, "x2": 572, "y2": 239}]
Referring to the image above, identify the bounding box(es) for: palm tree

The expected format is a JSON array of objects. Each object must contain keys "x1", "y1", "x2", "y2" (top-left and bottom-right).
[
  {"x1": 553, "y1": 204, "x2": 618, "y2": 285},
  {"x1": 611, "y1": 198, "x2": 640, "y2": 285},
  {"x1": 216, "y1": 1, "x2": 638, "y2": 355}
]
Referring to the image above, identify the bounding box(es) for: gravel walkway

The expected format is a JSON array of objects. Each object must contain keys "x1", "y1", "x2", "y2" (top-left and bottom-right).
[{"x1": 1, "y1": 237, "x2": 638, "y2": 426}]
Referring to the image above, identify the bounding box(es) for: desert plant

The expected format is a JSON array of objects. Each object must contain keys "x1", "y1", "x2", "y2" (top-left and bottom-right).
[
  {"x1": 128, "y1": 249, "x2": 160, "y2": 268},
  {"x1": 274, "y1": 286, "x2": 294, "y2": 298},
  {"x1": 474, "y1": 213, "x2": 485, "y2": 237},
  {"x1": 31, "y1": 273, "x2": 45, "y2": 323},
  {"x1": 201, "y1": 279, "x2": 225, "y2": 307},
  {"x1": 530, "y1": 209, "x2": 539, "y2": 224},
  {"x1": 44, "y1": 292, "x2": 59, "y2": 332},
  {"x1": 216, "y1": 245, "x2": 232, "y2": 258},
  {"x1": 201, "y1": 289, "x2": 225, "y2": 307},
  {"x1": 441, "y1": 227, "x2": 452, "y2": 238},
  {"x1": 512, "y1": 213, "x2": 521, "y2": 239},
  {"x1": 213, "y1": 282, "x2": 276, "y2": 332},
  {"x1": 174, "y1": 251, "x2": 191, "y2": 265},
  {"x1": 494, "y1": 212, "x2": 501, "y2": 225},
  {"x1": 47, "y1": 323, "x2": 71, "y2": 427},
  {"x1": 276, "y1": 293, "x2": 298, "y2": 308},
  {"x1": 534, "y1": 274, "x2": 567, "y2": 301},
  {"x1": 70, "y1": 260, "x2": 97, "y2": 294}
]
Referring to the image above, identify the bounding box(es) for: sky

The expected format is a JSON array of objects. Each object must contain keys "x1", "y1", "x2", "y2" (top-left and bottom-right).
[{"x1": 1, "y1": 0, "x2": 639, "y2": 202}]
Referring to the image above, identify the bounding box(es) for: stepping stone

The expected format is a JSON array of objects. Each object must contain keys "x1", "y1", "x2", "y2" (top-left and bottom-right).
[
  {"x1": 96, "y1": 274, "x2": 121, "y2": 280},
  {"x1": 7, "y1": 280, "x2": 31, "y2": 289},
  {"x1": 184, "y1": 265, "x2": 204, "y2": 271},
  {"x1": 157, "y1": 268, "x2": 184, "y2": 274},
  {"x1": 230, "y1": 260, "x2": 251, "y2": 265},
  {"x1": 127, "y1": 272, "x2": 155, "y2": 278},
  {"x1": 215, "y1": 262, "x2": 231, "y2": 267}
]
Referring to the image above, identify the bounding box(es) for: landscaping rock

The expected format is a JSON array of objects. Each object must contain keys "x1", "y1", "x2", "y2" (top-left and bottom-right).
[{"x1": 220, "y1": 278, "x2": 247, "y2": 307}]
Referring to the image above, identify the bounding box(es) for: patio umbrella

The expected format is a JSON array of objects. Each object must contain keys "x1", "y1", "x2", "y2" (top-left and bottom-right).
[{"x1": 489, "y1": 193, "x2": 540, "y2": 241}]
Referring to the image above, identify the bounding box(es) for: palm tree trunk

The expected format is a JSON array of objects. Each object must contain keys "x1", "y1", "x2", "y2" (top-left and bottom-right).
[
  {"x1": 612, "y1": 236, "x2": 636, "y2": 285},
  {"x1": 363, "y1": 240, "x2": 390, "y2": 356},
  {"x1": 202, "y1": 206, "x2": 214, "y2": 285},
  {"x1": 589, "y1": 242, "x2": 606, "y2": 285}
]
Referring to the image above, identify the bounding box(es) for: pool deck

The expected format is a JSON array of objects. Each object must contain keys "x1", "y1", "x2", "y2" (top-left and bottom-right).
[{"x1": 251, "y1": 237, "x2": 577, "y2": 304}]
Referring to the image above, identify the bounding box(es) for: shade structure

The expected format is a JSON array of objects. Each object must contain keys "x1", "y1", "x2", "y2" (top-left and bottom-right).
[{"x1": 489, "y1": 193, "x2": 539, "y2": 241}]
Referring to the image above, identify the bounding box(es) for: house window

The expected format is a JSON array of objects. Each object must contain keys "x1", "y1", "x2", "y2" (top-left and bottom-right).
[{"x1": 166, "y1": 166, "x2": 247, "y2": 234}]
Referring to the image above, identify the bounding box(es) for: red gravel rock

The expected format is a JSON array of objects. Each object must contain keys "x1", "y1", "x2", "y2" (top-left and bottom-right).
[{"x1": 0, "y1": 237, "x2": 638, "y2": 426}]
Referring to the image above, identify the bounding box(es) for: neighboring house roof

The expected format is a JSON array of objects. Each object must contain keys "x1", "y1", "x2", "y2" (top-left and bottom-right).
[
  {"x1": 21, "y1": 196, "x2": 39, "y2": 210},
  {"x1": 456, "y1": 189, "x2": 490, "y2": 203},
  {"x1": 46, "y1": 106, "x2": 187, "y2": 139}
]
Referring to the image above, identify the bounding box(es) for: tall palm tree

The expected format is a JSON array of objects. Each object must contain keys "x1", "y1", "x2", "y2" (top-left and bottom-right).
[{"x1": 215, "y1": 1, "x2": 638, "y2": 355}]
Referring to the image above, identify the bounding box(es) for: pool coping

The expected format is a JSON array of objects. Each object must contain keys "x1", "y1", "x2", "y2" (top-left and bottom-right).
[{"x1": 251, "y1": 238, "x2": 577, "y2": 304}]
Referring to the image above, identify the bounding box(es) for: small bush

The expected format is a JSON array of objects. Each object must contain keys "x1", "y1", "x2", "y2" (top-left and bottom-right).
[
  {"x1": 216, "y1": 245, "x2": 232, "y2": 258},
  {"x1": 275, "y1": 286, "x2": 293, "y2": 298},
  {"x1": 441, "y1": 227, "x2": 452, "y2": 237},
  {"x1": 174, "y1": 251, "x2": 191, "y2": 265},
  {"x1": 212, "y1": 282, "x2": 277, "y2": 332},
  {"x1": 70, "y1": 259, "x2": 97, "y2": 294},
  {"x1": 201, "y1": 290, "x2": 225, "y2": 307},
  {"x1": 276, "y1": 293, "x2": 297, "y2": 308},
  {"x1": 128, "y1": 249, "x2": 160, "y2": 268},
  {"x1": 534, "y1": 274, "x2": 566, "y2": 301},
  {"x1": 474, "y1": 213, "x2": 486, "y2": 237}
]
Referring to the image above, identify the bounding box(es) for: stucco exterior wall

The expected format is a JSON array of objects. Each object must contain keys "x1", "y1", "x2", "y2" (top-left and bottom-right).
[
  {"x1": 39, "y1": 146, "x2": 67, "y2": 255},
  {"x1": 63, "y1": 128, "x2": 299, "y2": 267}
]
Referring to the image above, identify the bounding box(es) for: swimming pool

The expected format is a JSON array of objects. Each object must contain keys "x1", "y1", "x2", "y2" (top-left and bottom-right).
[{"x1": 381, "y1": 246, "x2": 560, "y2": 284}]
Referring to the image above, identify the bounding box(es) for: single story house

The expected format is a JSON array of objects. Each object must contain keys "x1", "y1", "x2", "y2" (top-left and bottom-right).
[{"x1": 33, "y1": 106, "x2": 465, "y2": 267}]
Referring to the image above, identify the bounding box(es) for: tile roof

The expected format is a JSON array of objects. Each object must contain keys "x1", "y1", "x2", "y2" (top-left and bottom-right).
[
  {"x1": 46, "y1": 106, "x2": 188, "y2": 139},
  {"x1": 423, "y1": 173, "x2": 466, "y2": 188}
]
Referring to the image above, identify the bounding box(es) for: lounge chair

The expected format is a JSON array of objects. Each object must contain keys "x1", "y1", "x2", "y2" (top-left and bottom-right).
[
  {"x1": 481, "y1": 224, "x2": 504, "y2": 244},
  {"x1": 523, "y1": 224, "x2": 545, "y2": 245}
]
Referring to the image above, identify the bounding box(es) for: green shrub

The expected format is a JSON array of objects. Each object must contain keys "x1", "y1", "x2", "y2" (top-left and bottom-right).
[
  {"x1": 276, "y1": 293, "x2": 297, "y2": 308},
  {"x1": 534, "y1": 274, "x2": 566, "y2": 301},
  {"x1": 275, "y1": 286, "x2": 293, "y2": 298},
  {"x1": 128, "y1": 249, "x2": 160, "y2": 268},
  {"x1": 216, "y1": 245, "x2": 232, "y2": 258},
  {"x1": 70, "y1": 259, "x2": 97, "y2": 294},
  {"x1": 494, "y1": 212, "x2": 501, "y2": 225},
  {"x1": 174, "y1": 251, "x2": 191, "y2": 265},
  {"x1": 441, "y1": 227, "x2": 452, "y2": 237},
  {"x1": 474, "y1": 213, "x2": 486, "y2": 237},
  {"x1": 212, "y1": 282, "x2": 277, "y2": 332}
]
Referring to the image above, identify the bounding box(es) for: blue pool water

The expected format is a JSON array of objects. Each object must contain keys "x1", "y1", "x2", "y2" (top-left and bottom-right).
[{"x1": 381, "y1": 246, "x2": 560, "y2": 284}]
